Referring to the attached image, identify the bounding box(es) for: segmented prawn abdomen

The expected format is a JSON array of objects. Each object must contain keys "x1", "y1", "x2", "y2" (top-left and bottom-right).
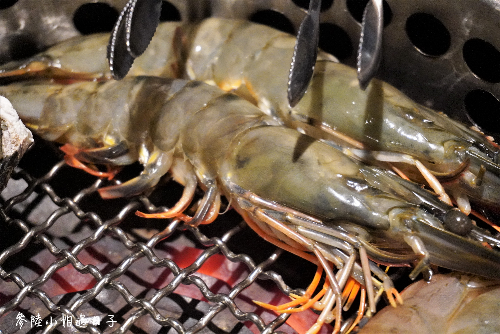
[
  {"x1": 185, "y1": 19, "x2": 246, "y2": 81},
  {"x1": 46, "y1": 34, "x2": 110, "y2": 77},
  {"x1": 242, "y1": 35, "x2": 297, "y2": 117},
  {"x1": 291, "y1": 62, "x2": 465, "y2": 169},
  {"x1": 0, "y1": 81, "x2": 102, "y2": 143},
  {"x1": 0, "y1": 33, "x2": 111, "y2": 80},
  {"x1": 150, "y1": 80, "x2": 226, "y2": 152},
  {"x1": 129, "y1": 22, "x2": 186, "y2": 78},
  {"x1": 181, "y1": 93, "x2": 277, "y2": 185},
  {"x1": 68, "y1": 77, "x2": 170, "y2": 149},
  {"x1": 190, "y1": 19, "x2": 285, "y2": 80}
]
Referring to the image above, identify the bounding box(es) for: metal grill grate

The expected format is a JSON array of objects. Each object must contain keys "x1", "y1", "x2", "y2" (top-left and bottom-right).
[{"x1": 0, "y1": 138, "x2": 318, "y2": 333}]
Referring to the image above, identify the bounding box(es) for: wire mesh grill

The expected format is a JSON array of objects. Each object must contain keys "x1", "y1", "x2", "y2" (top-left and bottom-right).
[{"x1": 0, "y1": 138, "x2": 317, "y2": 333}]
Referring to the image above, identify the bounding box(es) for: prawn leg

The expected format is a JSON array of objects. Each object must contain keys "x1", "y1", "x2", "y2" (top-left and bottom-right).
[
  {"x1": 99, "y1": 149, "x2": 173, "y2": 199},
  {"x1": 235, "y1": 193, "x2": 344, "y2": 332},
  {"x1": 60, "y1": 143, "x2": 122, "y2": 180},
  {"x1": 136, "y1": 159, "x2": 198, "y2": 218},
  {"x1": 67, "y1": 141, "x2": 132, "y2": 164},
  {"x1": 253, "y1": 267, "x2": 324, "y2": 311}
]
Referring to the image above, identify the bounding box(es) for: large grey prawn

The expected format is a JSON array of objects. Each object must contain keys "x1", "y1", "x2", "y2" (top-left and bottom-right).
[
  {"x1": 4, "y1": 18, "x2": 500, "y2": 220},
  {"x1": 1, "y1": 74, "x2": 500, "y2": 333}
]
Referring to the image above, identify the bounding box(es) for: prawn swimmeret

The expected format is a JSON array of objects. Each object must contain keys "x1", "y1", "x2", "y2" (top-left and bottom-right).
[
  {"x1": 1, "y1": 75, "x2": 500, "y2": 333},
  {"x1": 2, "y1": 18, "x2": 500, "y2": 218}
]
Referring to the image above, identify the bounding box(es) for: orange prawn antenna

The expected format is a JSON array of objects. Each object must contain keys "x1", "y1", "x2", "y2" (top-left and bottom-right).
[
  {"x1": 345, "y1": 287, "x2": 367, "y2": 334},
  {"x1": 343, "y1": 278, "x2": 361, "y2": 311},
  {"x1": 378, "y1": 265, "x2": 403, "y2": 307},
  {"x1": 471, "y1": 209, "x2": 500, "y2": 234},
  {"x1": 239, "y1": 211, "x2": 319, "y2": 265},
  {"x1": 136, "y1": 210, "x2": 193, "y2": 222},
  {"x1": 388, "y1": 163, "x2": 411, "y2": 181},
  {"x1": 276, "y1": 283, "x2": 329, "y2": 314},
  {"x1": 386, "y1": 287, "x2": 403, "y2": 307},
  {"x1": 341, "y1": 278, "x2": 356, "y2": 304},
  {"x1": 254, "y1": 266, "x2": 323, "y2": 311}
]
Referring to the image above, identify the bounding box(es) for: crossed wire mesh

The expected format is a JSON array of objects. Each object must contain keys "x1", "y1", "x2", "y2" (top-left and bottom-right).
[{"x1": 0, "y1": 139, "x2": 308, "y2": 333}]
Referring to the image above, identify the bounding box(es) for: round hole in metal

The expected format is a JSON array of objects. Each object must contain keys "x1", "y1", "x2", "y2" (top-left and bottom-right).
[
  {"x1": 346, "y1": 0, "x2": 392, "y2": 27},
  {"x1": 160, "y1": 1, "x2": 181, "y2": 22},
  {"x1": 464, "y1": 89, "x2": 500, "y2": 134},
  {"x1": 405, "y1": 12, "x2": 450, "y2": 57},
  {"x1": 463, "y1": 38, "x2": 500, "y2": 83},
  {"x1": 73, "y1": 2, "x2": 119, "y2": 35},
  {"x1": 291, "y1": 0, "x2": 334, "y2": 12},
  {"x1": 250, "y1": 9, "x2": 295, "y2": 35},
  {"x1": 7, "y1": 34, "x2": 39, "y2": 61},
  {"x1": 319, "y1": 23, "x2": 353, "y2": 61},
  {"x1": 0, "y1": 0, "x2": 17, "y2": 10}
]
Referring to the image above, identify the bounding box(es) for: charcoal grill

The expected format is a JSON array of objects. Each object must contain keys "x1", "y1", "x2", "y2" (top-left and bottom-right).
[
  {"x1": 0, "y1": 135, "x2": 315, "y2": 333},
  {"x1": 1, "y1": 0, "x2": 500, "y2": 333}
]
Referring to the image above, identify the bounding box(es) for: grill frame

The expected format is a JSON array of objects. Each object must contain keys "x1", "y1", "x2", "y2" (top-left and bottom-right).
[{"x1": 1, "y1": 0, "x2": 500, "y2": 333}]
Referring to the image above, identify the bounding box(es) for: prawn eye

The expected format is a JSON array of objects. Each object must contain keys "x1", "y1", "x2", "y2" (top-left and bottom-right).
[{"x1": 443, "y1": 209, "x2": 472, "y2": 236}]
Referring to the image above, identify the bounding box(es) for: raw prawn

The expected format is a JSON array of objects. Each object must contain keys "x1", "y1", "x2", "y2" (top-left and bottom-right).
[
  {"x1": 1, "y1": 76, "x2": 500, "y2": 333},
  {"x1": 171, "y1": 18, "x2": 500, "y2": 217},
  {"x1": 357, "y1": 273, "x2": 500, "y2": 334},
  {"x1": 3, "y1": 18, "x2": 498, "y2": 217}
]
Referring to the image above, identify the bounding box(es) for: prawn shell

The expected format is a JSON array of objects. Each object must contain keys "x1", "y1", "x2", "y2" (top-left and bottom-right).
[
  {"x1": 291, "y1": 61, "x2": 462, "y2": 168},
  {"x1": 358, "y1": 274, "x2": 500, "y2": 334},
  {"x1": 221, "y1": 125, "x2": 409, "y2": 230}
]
